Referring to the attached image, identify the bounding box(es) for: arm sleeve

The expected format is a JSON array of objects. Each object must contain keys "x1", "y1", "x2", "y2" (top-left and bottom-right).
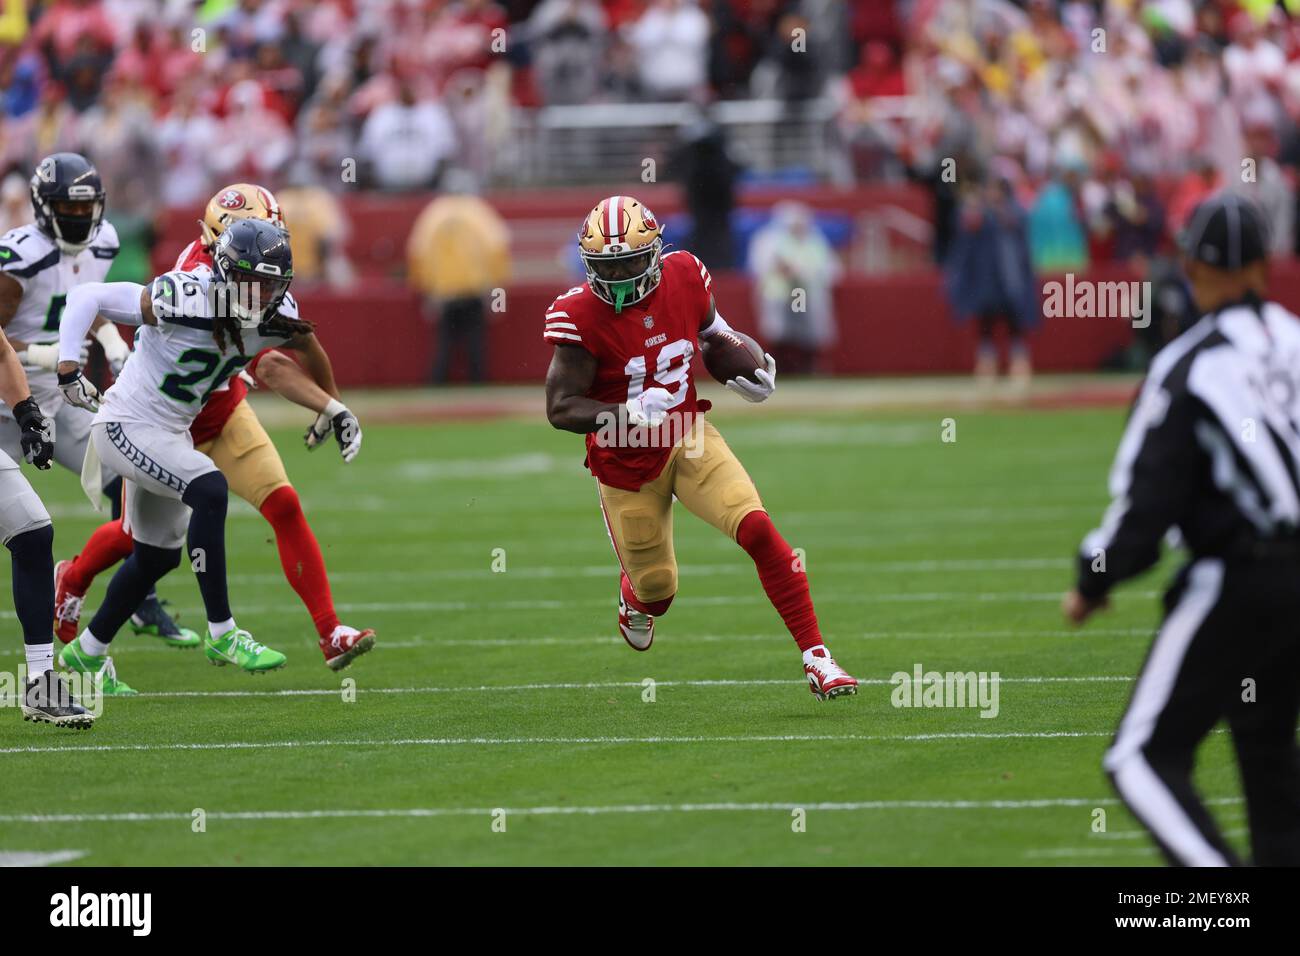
[
  {"x1": 59, "y1": 282, "x2": 145, "y2": 365},
  {"x1": 1075, "y1": 384, "x2": 1204, "y2": 599}
]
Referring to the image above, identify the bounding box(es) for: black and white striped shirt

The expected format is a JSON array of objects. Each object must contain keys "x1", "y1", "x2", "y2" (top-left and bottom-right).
[{"x1": 1077, "y1": 295, "x2": 1300, "y2": 597}]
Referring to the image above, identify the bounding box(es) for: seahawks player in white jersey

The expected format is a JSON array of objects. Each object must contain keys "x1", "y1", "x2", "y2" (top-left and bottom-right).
[
  {"x1": 0, "y1": 321, "x2": 93, "y2": 726},
  {"x1": 54, "y1": 219, "x2": 315, "y2": 692},
  {"x1": 0, "y1": 153, "x2": 195, "y2": 647}
]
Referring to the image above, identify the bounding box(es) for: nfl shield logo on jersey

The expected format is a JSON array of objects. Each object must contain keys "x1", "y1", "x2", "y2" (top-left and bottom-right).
[{"x1": 643, "y1": 315, "x2": 654, "y2": 329}]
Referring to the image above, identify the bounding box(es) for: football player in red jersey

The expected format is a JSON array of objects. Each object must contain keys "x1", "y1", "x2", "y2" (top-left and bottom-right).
[
  {"x1": 544, "y1": 195, "x2": 857, "y2": 700},
  {"x1": 53, "y1": 184, "x2": 375, "y2": 671}
]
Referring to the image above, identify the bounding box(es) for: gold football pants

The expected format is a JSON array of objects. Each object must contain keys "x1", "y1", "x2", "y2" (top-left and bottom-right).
[
  {"x1": 598, "y1": 419, "x2": 764, "y2": 603},
  {"x1": 195, "y1": 399, "x2": 291, "y2": 510}
]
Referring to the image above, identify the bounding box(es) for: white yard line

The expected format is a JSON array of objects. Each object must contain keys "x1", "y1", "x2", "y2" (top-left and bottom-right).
[
  {"x1": 1023, "y1": 826, "x2": 1248, "y2": 859},
  {"x1": 0, "y1": 628, "x2": 1154, "y2": 657},
  {"x1": 0, "y1": 674, "x2": 1135, "y2": 705},
  {"x1": 0, "y1": 796, "x2": 1244, "y2": 826},
  {"x1": 0, "y1": 591, "x2": 1163, "y2": 622},
  {"x1": 221, "y1": 557, "x2": 1075, "y2": 584},
  {"x1": 0, "y1": 730, "x2": 1134, "y2": 756},
  {"x1": 0, "y1": 850, "x2": 88, "y2": 866},
  {"x1": 1022, "y1": 847, "x2": 1159, "y2": 859}
]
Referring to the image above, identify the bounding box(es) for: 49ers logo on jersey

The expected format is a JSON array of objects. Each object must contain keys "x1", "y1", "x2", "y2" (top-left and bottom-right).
[{"x1": 218, "y1": 189, "x2": 247, "y2": 211}]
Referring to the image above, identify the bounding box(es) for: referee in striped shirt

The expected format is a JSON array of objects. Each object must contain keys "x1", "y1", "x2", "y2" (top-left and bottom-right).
[{"x1": 1064, "y1": 192, "x2": 1300, "y2": 866}]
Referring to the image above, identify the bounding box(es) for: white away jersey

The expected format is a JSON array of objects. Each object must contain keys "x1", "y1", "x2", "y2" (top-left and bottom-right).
[
  {"x1": 0, "y1": 220, "x2": 119, "y2": 415},
  {"x1": 0, "y1": 220, "x2": 120, "y2": 346},
  {"x1": 96, "y1": 268, "x2": 296, "y2": 433}
]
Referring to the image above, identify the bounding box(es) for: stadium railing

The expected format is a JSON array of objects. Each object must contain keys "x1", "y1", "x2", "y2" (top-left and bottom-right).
[{"x1": 502, "y1": 97, "x2": 846, "y2": 186}]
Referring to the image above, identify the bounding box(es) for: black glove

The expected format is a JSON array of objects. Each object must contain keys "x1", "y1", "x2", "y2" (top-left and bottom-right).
[{"x1": 13, "y1": 397, "x2": 53, "y2": 469}]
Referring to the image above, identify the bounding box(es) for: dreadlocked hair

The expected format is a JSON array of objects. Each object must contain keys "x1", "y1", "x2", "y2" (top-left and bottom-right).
[
  {"x1": 259, "y1": 313, "x2": 316, "y2": 338},
  {"x1": 213, "y1": 314, "x2": 246, "y2": 356},
  {"x1": 211, "y1": 314, "x2": 315, "y2": 355}
]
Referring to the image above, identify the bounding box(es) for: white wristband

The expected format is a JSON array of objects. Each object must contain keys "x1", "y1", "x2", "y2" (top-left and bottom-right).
[
  {"x1": 700, "y1": 308, "x2": 732, "y2": 338},
  {"x1": 93, "y1": 322, "x2": 130, "y2": 360},
  {"x1": 24, "y1": 343, "x2": 60, "y2": 371},
  {"x1": 322, "y1": 398, "x2": 346, "y2": 419}
]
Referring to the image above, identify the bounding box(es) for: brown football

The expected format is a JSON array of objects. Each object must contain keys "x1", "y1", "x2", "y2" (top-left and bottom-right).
[{"x1": 702, "y1": 329, "x2": 765, "y2": 385}]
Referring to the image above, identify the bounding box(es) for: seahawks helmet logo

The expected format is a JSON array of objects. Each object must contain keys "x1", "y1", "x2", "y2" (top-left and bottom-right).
[{"x1": 36, "y1": 158, "x2": 56, "y2": 183}]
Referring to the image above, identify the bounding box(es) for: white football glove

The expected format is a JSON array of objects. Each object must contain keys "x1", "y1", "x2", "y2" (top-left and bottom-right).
[
  {"x1": 24, "y1": 342, "x2": 88, "y2": 371},
  {"x1": 305, "y1": 399, "x2": 362, "y2": 462},
  {"x1": 726, "y1": 352, "x2": 777, "y2": 403},
  {"x1": 94, "y1": 323, "x2": 131, "y2": 377},
  {"x1": 625, "y1": 386, "x2": 673, "y2": 427},
  {"x1": 57, "y1": 366, "x2": 102, "y2": 412}
]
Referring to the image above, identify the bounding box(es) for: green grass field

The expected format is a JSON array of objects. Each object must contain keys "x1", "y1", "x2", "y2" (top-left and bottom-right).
[{"x1": 0, "y1": 383, "x2": 1248, "y2": 865}]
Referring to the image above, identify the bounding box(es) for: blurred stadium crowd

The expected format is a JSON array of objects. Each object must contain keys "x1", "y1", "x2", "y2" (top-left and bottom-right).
[
  {"x1": 883, "y1": 0, "x2": 1300, "y2": 272},
  {"x1": 0, "y1": 0, "x2": 883, "y2": 210},
  {"x1": 0, "y1": 2, "x2": 1294, "y2": 256},
  {"x1": 4, "y1": 0, "x2": 1300, "y2": 381}
]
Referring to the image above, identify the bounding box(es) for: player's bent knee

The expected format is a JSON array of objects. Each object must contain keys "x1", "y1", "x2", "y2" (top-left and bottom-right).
[
  {"x1": 6, "y1": 521, "x2": 53, "y2": 558},
  {"x1": 182, "y1": 470, "x2": 229, "y2": 514},
  {"x1": 253, "y1": 349, "x2": 295, "y2": 383},
  {"x1": 259, "y1": 484, "x2": 302, "y2": 522},
  {"x1": 133, "y1": 541, "x2": 182, "y2": 577},
  {"x1": 723, "y1": 495, "x2": 765, "y2": 540},
  {"x1": 636, "y1": 565, "x2": 678, "y2": 604},
  {"x1": 247, "y1": 479, "x2": 293, "y2": 512}
]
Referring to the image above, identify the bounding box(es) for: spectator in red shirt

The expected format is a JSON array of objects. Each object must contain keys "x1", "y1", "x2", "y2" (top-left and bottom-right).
[
  {"x1": 31, "y1": 0, "x2": 117, "y2": 70},
  {"x1": 848, "y1": 41, "x2": 905, "y2": 100}
]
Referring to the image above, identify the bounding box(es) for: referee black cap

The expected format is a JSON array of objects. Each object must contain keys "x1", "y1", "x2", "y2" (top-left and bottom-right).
[{"x1": 1181, "y1": 191, "x2": 1270, "y2": 270}]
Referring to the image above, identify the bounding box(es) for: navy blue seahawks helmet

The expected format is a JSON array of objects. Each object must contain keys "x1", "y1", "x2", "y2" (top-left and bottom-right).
[
  {"x1": 212, "y1": 218, "x2": 294, "y2": 328},
  {"x1": 30, "y1": 152, "x2": 105, "y2": 254}
]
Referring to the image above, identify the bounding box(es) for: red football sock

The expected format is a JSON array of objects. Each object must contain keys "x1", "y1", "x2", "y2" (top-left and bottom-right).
[
  {"x1": 259, "y1": 486, "x2": 339, "y2": 639},
  {"x1": 65, "y1": 519, "x2": 134, "y2": 593},
  {"x1": 736, "y1": 510, "x2": 823, "y2": 652},
  {"x1": 621, "y1": 571, "x2": 674, "y2": 616}
]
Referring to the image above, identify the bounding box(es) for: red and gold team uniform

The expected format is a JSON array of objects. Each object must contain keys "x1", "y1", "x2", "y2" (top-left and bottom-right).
[
  {"x1": 546, "y1": 193, "x2": 856, "y2": 699},
  {"x1": 544, "y1": 250, "x2": 764, "y2": 605}
]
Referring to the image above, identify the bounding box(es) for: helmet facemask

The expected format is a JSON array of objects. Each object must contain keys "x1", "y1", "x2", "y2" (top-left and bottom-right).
[
  {"x1": 582, "y1": 238, "x2": 664, "y2": 313},
  {"x1": 38, "y1": 193, "x2": 104, "y2": 255},
  {"x1": 213, "y1": 255, "x2": 291, "y2": 329}
]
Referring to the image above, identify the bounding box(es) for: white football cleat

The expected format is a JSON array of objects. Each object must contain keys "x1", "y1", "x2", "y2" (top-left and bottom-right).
[
  {"x1": 618, "y1": 593, "x2": 654, "y2": 651},
  {"x1": 805, "y1": 650, "x2": 857, "y2": 701}
]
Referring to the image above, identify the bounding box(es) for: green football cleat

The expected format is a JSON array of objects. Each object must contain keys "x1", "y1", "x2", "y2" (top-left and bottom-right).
[
  {"x1": 58, "y1": 640, "x2": 138, "y2": 696},
  {"x1": 130, "y1": 596, "x2": 201, "y2": 648},
  {"x1": 204, "y1": 628, "x2": 286, "y2": 673}
]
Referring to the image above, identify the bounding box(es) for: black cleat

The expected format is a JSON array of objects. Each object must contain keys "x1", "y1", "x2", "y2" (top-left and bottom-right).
[
  {"x1": 130, "y1": 596, "x2": 201, "y2": 648},
  {"x1": 22, "y1": 671, "x2": 95, "y2": 729}
]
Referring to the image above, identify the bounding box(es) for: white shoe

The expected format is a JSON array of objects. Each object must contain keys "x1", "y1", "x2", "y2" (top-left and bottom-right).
[
  {"x1": 618, "y1": 593, "x2": 654, "y2": 651},
  {"x1": 805, "y1": 650, "x2": 858, "y2": 701}
]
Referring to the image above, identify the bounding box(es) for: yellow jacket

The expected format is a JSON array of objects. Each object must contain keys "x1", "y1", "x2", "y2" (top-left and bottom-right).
[{"x1": 406, "y1": 195, "x2": 510, "y2": 299}]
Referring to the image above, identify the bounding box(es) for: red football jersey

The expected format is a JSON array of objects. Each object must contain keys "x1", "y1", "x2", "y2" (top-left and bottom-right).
[{"x1": 544, "y1": 250, "x2": 714, "y2": 490}]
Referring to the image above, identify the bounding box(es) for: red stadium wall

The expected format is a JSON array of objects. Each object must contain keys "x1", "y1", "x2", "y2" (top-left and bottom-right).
[
  {"x1": 147, "y1": 187, "x2": 1300, "y2": 386},
  {"x1": 291, "y1": 267, "x2": 1146, "y2": 387}
]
